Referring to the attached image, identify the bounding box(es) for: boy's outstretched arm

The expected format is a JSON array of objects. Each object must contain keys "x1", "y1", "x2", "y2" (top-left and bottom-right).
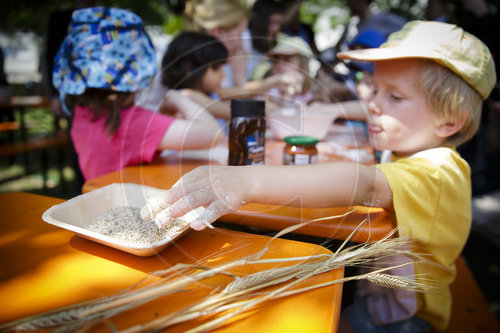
[{"x1": 142, "y1": 163, "x2": 393, "y2": 230}]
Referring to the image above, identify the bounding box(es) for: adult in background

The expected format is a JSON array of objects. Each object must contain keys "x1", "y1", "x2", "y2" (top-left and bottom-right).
[
  {"x1": 137, "y1": 0, "x2": 249, "y2": 109},
  {"x1": 182, "y1": 0, "x2": 303, "y2": 101},
  {"x1": 280, "y1": 0, "x2": 320, "y2": 57},
  {"x1": 324, "y1": 0, "x2": 405, "y2": 64},
  {"x1": 183, "y1": 0, "x2": 250, "y2": 88},
  {"x1": 317, "y1": 0, "x2": 406, "y2": 103},
  {"x1": 243, "y1": 0, "x2": 287, "y2": 82}
]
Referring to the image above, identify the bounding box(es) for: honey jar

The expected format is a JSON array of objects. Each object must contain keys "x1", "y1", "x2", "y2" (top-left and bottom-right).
[{"x1": 283, "y1": 136, "x2": 318, "y2": 165}]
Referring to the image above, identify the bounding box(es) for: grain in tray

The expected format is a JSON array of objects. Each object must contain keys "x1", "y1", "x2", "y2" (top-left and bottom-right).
[{"x1": 88, "y1": 206, "x2": 188, "y2": 246}]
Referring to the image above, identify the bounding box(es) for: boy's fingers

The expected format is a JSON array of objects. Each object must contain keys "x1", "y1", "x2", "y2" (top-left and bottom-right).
[
  {"x1": 190, "y1": 200, "x2": 232, "y2": 230},
  {"x1": 155, "y1": 188, "x2": 214, "y2": 226},
  {"x1": 145, "y1": 174, "x2": 207, "y2": 220},
  {"x1": 140, "y1": 185, "x2": 190, "y2": 221},
  {"x1": 142, "y1": 166, "x2": 218, "y2": 225},
  {"x1": 141, "y1": 194, "x2": 173, "y2": 221},
  {"x1": 190, "y1": 218, "x2": 214, "y2": 231}
]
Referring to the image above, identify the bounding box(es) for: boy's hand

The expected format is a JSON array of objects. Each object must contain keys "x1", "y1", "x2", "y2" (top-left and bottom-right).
[{"x1": 141, "y1": 166, "x2": 248, "y2": 230}]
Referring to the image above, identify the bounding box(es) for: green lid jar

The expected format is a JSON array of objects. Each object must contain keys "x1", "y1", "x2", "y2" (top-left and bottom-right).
[{"x1": 283, "y1": 136, "x2": 319, "y2": 165}]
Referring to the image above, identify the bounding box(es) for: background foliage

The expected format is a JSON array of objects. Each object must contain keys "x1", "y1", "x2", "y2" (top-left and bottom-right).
[
  {"x1": 0, "y1": 0, "x2": 171, "y2": 35},
  {"x1": 1, "y1": 0, "x2": 498, "y2": 38}
]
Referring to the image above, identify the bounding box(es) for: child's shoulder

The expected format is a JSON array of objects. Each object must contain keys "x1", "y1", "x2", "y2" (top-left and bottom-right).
[
  {"x1": 407, "y1": 147, "x2": 460, "y2": 167},
  {"x1": 382, "y1": 147, "x2": 468, "y2": 175}
]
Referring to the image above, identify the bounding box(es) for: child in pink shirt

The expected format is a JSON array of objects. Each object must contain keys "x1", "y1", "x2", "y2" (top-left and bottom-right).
[{"x1": 53, "y1": 7, "x2": 222, "y2": 180}]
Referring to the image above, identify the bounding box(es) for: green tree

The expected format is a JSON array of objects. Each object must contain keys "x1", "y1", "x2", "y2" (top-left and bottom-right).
[
  {"x1": 299, "y1": 0, "x2": 498, "y2": 34},
  {"x1": 0, "y1": 0, "x2": 171, "y2": 35}
]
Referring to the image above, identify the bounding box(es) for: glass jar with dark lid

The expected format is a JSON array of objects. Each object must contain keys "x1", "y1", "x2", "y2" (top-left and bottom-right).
[
  {"x1": 228, "y1": 99, "x2": 266, "y2": 166},
  {"x1": 283, "y1": 136, "x2": 319, "y2": 165}
]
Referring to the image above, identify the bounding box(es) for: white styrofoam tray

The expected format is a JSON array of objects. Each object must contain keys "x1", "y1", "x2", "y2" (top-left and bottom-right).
[{"x1": 42, "y1": 183, "x2": 202, "y2": 256}]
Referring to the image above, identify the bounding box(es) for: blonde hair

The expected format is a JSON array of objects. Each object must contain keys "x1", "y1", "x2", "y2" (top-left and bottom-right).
[
  {"x1": 184, "y1": 0, "x2": 250, "y2": 32},
  {"x1": 417, "y1": 59, "x2": 483, "y2": 147}
]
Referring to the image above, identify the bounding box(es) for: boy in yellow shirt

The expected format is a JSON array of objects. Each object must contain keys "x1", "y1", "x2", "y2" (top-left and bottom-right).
[{"x1": 143, "y1": 21, "x2": 496, "y2": 332}]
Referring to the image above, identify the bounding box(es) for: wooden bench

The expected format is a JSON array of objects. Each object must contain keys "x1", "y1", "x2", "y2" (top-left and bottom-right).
[
  {"x1": 0, "y1": 121, "x2": 20, "y2": 131},
  {"x1": 430, "y1": 256, "x2": 500, "y2": 332},
  {"x1": 0, "y1": 130, "x2": 69, "y2": 158},
  {"x1": 0, "y1": 130, "x2": 71, "y2": 191},
  {"x1": 0, "y1": 130, "x2": 70, "y2": 158}
]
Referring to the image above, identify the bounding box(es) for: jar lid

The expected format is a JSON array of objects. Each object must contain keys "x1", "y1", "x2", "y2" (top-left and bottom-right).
[
  {"x1": 231, "y1": 99, "x2": 265, "y2": 117},
  {"x1": 284, "y1": 136, "x2": 319, "y2": 145}
]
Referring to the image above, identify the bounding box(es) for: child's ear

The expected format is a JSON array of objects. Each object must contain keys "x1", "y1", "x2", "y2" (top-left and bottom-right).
[
  {"x1": 434, "y1": 111, "x2": 468, "y2": 138},
  {"x1": 210, "y1": 27, "x2": 223, "y2": 38}
]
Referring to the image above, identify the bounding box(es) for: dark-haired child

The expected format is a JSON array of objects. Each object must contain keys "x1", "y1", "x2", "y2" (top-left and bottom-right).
[{"x1": 161, "y1": 31, "x2": 231, "y2": 119}]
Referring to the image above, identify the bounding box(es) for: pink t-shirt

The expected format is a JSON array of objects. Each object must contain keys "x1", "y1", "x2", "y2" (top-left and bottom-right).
[{"x1": 70, "y1": 104, "x2": 174, "y2": 180}]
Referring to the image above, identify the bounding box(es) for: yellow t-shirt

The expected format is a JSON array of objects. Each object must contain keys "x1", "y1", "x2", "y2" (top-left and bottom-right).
[{"x1": 376, "y1": 147, "x2": 471, "y2": 330}]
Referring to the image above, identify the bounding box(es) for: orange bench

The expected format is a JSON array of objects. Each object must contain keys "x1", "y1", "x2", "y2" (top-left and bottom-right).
[
  {"x1": 430, "y1": 256, "x2": 500, "y2": 332},
  {"x1": 0, "y1": 121, "x2": 20, "y2": 131}
]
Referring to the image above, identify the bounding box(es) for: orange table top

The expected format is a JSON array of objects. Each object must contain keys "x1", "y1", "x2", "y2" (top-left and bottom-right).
[{"x1": 0, "y1": 192, "x2": 343, "y2": 333}]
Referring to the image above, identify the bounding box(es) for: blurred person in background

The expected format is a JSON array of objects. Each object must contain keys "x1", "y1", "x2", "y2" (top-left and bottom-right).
[
  {"x1": 160, "y1": 31, "x2": 231, "y2": 120},
  {"x1": 261, "y1": 34, "x2": 315, "y2": 107},
  {"x1": 315, "y1": 0, "x2": 405, "y2": 104},
  {"x1": 182, "y1": 0, "x2": 303, "y2": 101},
  {"x1": 184, "y1": 0, "x2": 250, "y2": 88},
  {"x1": 280, "y1": 0, "x2": 320, "y2": 57},
  {"x1": 338, "y1": 0, "x2": 405, "y2": 49},
  {"x1": 244, "y1": 0, "x2": 287, "y2": 82}
]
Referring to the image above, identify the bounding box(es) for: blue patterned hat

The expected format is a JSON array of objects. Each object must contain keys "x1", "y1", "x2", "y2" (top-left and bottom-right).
[{"x1": 53, "y1": 7, "x2": 156, "y2": 106}]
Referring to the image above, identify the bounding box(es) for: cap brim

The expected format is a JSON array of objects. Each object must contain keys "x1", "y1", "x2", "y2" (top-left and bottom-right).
[
  {"x1": 337, "y1": 47, "x2": 439, "y2": 63},
  {"x1": 268, "y1": 44, "x2": 304, "y2": 56}
]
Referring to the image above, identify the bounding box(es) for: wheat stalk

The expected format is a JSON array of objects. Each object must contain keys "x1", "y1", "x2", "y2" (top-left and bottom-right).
[
  {"x1": 119, "y1": 245, "x2": 433, "y2": 333},
  {"x1": 0, "y1": 212, "x2": 440, "y2": 333},
  {"x1": 366, "y1": 272, "x2": 441, "y2": 294},
  {"x1": 368, "y1": 273, "x2": 412, "y2": 289},
  {"x1": 120, "y1": 233, "x2": 438, "y2": 333},
  {"x1": 0, "y1": 259, "x2": 250, "y2": 332}
]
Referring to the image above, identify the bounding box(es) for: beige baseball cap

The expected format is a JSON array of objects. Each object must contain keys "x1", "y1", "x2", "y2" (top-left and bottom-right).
[
  {"x1": 337, "y1": 20, "x2": 496, "y2": 100},
  {"x1": 268, "y1": 33, "x2": 313, "y2": 58}
]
